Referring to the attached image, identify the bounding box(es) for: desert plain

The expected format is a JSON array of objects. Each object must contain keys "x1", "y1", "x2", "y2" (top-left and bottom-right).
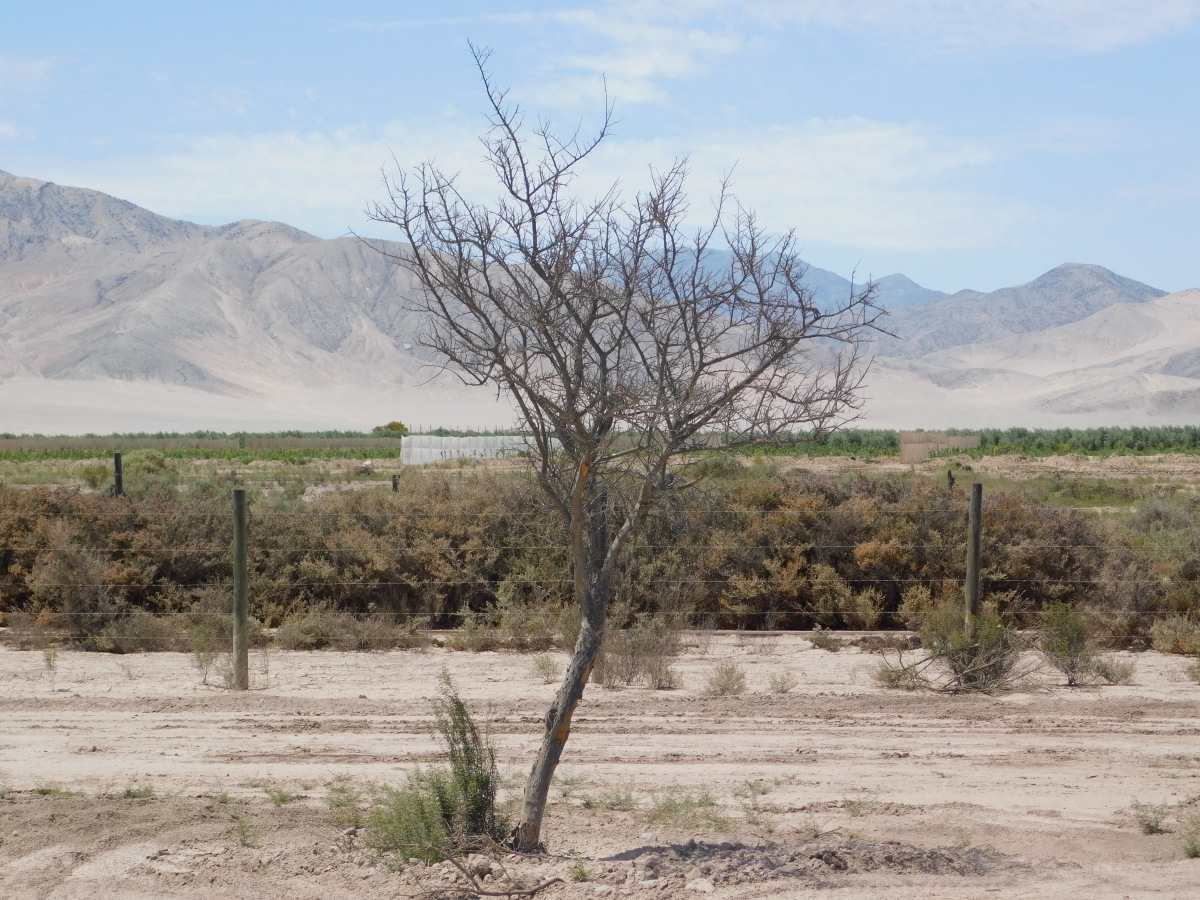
[{"x1": 1, "y1": 633, "x2": 1198, "y2": 899}]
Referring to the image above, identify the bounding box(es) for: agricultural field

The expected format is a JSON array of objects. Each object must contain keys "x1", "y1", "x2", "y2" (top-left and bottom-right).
[{"x1": 2, "y1": 446, "x2": 1200, "y2": 897}]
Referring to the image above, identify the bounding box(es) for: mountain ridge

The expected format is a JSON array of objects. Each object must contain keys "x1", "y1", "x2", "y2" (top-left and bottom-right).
[{"x1": 0, "y1": 169, "x2": 1190, "y2": 432}]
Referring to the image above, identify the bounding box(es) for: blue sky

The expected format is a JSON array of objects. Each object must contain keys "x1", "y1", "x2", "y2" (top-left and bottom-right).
[{"x1": 2, "y1": 1, "x2": 1198, "y2": 293}]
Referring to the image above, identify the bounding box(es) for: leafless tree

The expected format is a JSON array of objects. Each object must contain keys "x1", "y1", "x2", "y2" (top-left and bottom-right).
[{"x1": 367, "y1": 48, "x2": 882, "y2": 852}]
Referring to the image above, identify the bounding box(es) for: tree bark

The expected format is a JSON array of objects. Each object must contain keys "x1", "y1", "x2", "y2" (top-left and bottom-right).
[{"x1": 511, "y1": 606, "x2": 603, "y2": 851}]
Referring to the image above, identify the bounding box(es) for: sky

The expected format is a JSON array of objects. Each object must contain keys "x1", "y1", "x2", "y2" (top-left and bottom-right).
[{"x1": 2, "y1": 1, "x2": 1198, "y2": 294}]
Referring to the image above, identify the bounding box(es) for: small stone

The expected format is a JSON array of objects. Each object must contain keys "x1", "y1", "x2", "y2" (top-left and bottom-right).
[
  {"x1": 342, "y1": 827, "x2": 360, "y2": 838},
  {"x1": 359, "y1": 694, "x2": 367, "y2": 699},
  {"x1": 640, "y1": 833, "x2": 657, "y2": 843},
  {"x1": 686, "y1": 878, "x2": 715, "y2": 893},
  {"x1": 638, "y1": 878, "x2": 660, "y2": 888},
  {"x1": 594, "y1": 887, "x2": 615, "y2": 896}
]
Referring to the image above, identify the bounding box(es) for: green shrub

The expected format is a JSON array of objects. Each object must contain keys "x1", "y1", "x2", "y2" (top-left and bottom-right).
[
  {"x1": 704, "y1": 661, "x2": 747, "y2": 696},
  {"x1": 325, "y1": 775, "x2": 363, "y2": 829},
  {"x1": 366, "y1": 672, "x2": 507, "y2": 863},
  {"x1": 1132, "y1": 801, "x2": 1170, "y2": 835},
  {"x1": 1182, "y1": 815, "x2": 1200, "y2": 858},
  {"x1": 649, "y1": 792, "x2": 728, "y2": 830},
  {"x1": 1092, "y1": 655, "x2": 1136, "y2": 685},
  {"x1": 1150, "y1": 616, "x2": 1200, "y2": 654},
  {"x1": 920, "y1": 602, "x2": 1020, "y2": 692},
  {"x1": 1040, "y1": 603, "x2": 1093, "y2": 686}
]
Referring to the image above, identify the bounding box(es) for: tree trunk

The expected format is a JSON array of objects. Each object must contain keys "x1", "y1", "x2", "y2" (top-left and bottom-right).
[{"x1": 510, "y1": 609, "x2": 603, "y2": 851}]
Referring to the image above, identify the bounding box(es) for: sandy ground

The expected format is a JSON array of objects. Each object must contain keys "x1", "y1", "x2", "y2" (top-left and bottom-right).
[{"x1": 2, "y1": 635, "x2": 1199, "y2": 899}]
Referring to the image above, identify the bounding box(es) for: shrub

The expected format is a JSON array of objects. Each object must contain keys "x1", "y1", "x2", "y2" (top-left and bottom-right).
[
  {"x1": 704, "y1": 661, "x2": 747, "y2": 696},
  {"x1": 1132, "y1": 801, "x2": 1170, "y2": 834},
  {"x1": 190, "y1": 621, "x2": 221, "y2": 684},
  {"x1": 808, "y1": 625, "x2": 843, "y2": 652},
  {"x1": 532, "y1": 653, "x2": 560, "y2": 684},
  {"x1": 326, "y1": 774, "x2": 364, "y2": 829},
  {"x1": 898, "y1": 584, "x2": 934, "y2": 629},
  {"x1": 1093, "y1": 655, "x2": 1136, "y2": 685},
  {"x1": 1039, "y1": 603, "x2": 1094, "y2": 686},
  {"x1": 595, "y1": 617, "x2": 682, "y2": 688},
  {"x1": 921, "y1": 602, "x2": 1020, "y2": 692},
  {"x1": 649, "y1": 792, "x2": 728, "y2": 830},
  {"x1": 1183, "y1": 815, "x2": 1200, "y2": 858},
  {"x1": 86, "y1": 610, "x2": 187, "y2": 653},
  {"x1": 1150, "y1": 616, "x2": 1200, "y2": 654},
  {"x1": 569, "y1": 860, "x2": 594, "y2": 882},
  {"x1": 768, "y1": 671, "x2": 797, "y2": 694},
  {"x1": 367, "y1": 671, "x2": 507, "y2": 863}
]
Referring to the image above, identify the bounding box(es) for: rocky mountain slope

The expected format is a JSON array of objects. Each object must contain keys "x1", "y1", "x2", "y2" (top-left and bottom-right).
[
  {"x1": 0, "y1": 170, "x2": 1193, "y2": 432},
  {"x1": 874, "y1": 263, "x2": 1166, "y2": 358}
]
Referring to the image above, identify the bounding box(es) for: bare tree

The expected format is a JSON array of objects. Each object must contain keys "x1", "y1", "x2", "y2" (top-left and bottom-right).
[{"x1": 367, "y1": 48, "x2": 882, "y2": 852}]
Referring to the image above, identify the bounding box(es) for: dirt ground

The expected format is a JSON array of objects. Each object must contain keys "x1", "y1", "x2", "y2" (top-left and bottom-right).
[{"x1": 2, "y1": 635, "x2": 1199, "y2": 898}]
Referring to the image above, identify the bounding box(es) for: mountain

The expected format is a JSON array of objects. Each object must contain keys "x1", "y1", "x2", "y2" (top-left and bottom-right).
[
  {"x1": 802, "y1": 264, "x2": 944, "y2": 310},
  {"x1": 0, "y1": 170, "x2": 508, "y2": 431},
  {"x1": 0, "y1": 169, "x2": 1193, "y2": 433},
  {"x1": 863, "y1": 288, "x2": 1200, "y2": 427},
  {"x1": 875, "y1": 263, "x2": 1166, "y2": 358}
]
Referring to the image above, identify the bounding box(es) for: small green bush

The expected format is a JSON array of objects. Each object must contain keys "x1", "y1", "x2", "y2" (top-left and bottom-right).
[
  {"x1": 704, "y1": 661, "x2": 747, "y2": 696},
  {"x1": 122, "y1": 783, "x2": 154, "y2": 800},
  {"x1": 1132, "y1": 801, "x2": 1170, "y2": 835},
  {"x1": 1182, "y1": 815, "x2": 1200, "y2": 858},
  {"x1": 569, "y1": 860, "x2": 594, "y2": 882},
  {"x1": 649, "y1": 792, "x2": 728, "y2": 830},
  {"x1": 768, "y1": 671, "x2": 798, "y2": 694},
  {"x1": 326, "y1": 777, "x2": 362, "y2": 830},
  {"x1": 1093, "y1": 655, "x2": 1136, "y2": 685},
  {"x1": 1040, "y1": 603, "x2": 1093, "y2": 686},
  {"x1": 368, "y1": 670, "x2": 507, "y2": 864},
  {"x1": 1151, "y1": 616, "x2": 1200, "y2": 654},
  {"x1": 532, "y1": 653, "x2": 560, "y2": 684},
  {"x1": 922, "y1": 602, "x2": 1019, "y2": 691}
]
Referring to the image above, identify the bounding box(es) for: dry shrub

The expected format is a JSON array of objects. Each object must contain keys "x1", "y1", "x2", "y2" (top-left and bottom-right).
[
  {"x1": 878, "y1": 601, "x2": 1025, "y2": 693},
  {"x1": 808, "y1": 625, "x2": 843, "y2": 651},
  {"x1": 768, "y1": 671, "x2": 798, "y2": 694},
  {"x1": 1039, "y1": 602, "x2": 1094, "y2": 686},
  {"x1": 704, "y1": 661, "x2": 747, "y2": 696},
  {"x1": 532, "y1": 653, "x2": 560, "y2": 684},
  {"x1": 1, "y1": 610, "x2": 58, "y2": 649},
  {"x1": 1150, "y1": 616, "x2": 1200, "y2": 654},
  {"x1": 1092, "y1": 656, "x2": 1136, "y2": 685},
  {"x1": 0, "y1": 468, "x2": 1184, "y2": 650},
  {"x1": 86, "y1": 610, "x2": 188, "y2": 653},
  {"x1": 595, "y1": 616, "x2": 682, "y2": 689},
  {"x1": 275, "y1": 607, "x2": 416, "y2": 651}
]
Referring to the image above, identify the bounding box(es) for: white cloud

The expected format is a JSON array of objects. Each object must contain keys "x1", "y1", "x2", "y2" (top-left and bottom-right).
[
  {"x1": 0, "y1": 120, "x2": 25, "y2": 141},
  {"x1": 0, "y1": 55, "x2": 52, "y2": 91},
  {"x1": 55, "y1": 113, "x2": 1025, "y2": 253},
  {"x1": 707, "y1": 0, "x2": 1200, "y2": 52},
  {"x1": 60, "y1": 119, "x2": 496, "y2": 238},
  {"x1": 582, "y1": 117, "x2": 1030, "y2": 251},
  {"x1": 532, "y1": 9, "x2": 741, "y2": 105}
]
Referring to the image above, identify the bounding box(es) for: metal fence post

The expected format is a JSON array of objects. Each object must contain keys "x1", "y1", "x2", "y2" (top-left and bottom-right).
[{"x1": 114, "y1": 452, "x2": 123, "y2": 496}]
